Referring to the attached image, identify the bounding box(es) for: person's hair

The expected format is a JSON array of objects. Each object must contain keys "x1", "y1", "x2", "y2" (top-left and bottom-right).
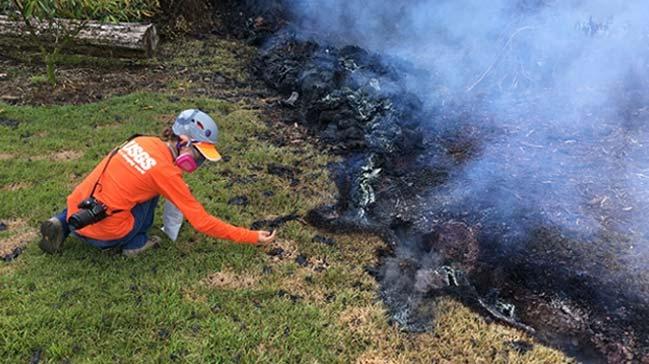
[{"x1": 161, "y1": 127, "x2": 180, "y2": 142}]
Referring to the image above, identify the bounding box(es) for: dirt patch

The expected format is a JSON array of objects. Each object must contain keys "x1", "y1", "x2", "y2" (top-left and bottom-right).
[
  {"x1": 95, "y1": 123, "x2": 121, "y2": 130},
  {"x1": 0, "y1": 153, "x2": 14, "y2": 160},
  {"x1": 0, "y1": 219, "x2": 37, "y2": 261},
  {"x1": 264, "y1": 239, "x2": 299, "y2": 263},
  {"x1": 181, "y1": 287, "x2": 208, "y2": 303},
  {"x1": 32, "y1": 150, "x2": 84, "y2": 161},
  {"x1": 0, "y1": 264, "x2": 17, "y2": 276},
  {"x1": 52, "y1": 150, "x2": 84, "y2": 161},
  {"x1": 156, "y1": 114, "x2": 176, "y2": 124},
  {"x1": 0, "y1": 63, "x2": 170, "y2": 106},
  {"x1": 2, "y1": 182, "x2": 32, "y2": 191},
  {"x1": 0, "y1": 37, "x2": 271, "y2": 107},
  {"x1": 0, "y1": 219, "x2": 30, "y2": 233},
  {"x1": 355, "y1": 351, "x2": 396, "y2": 364},
  {"x1": 201, "y1": 269, "x2": 259, "y2": 289}
]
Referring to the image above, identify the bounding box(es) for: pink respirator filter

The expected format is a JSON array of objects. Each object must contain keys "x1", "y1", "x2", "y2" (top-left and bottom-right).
[{"x1": 176, "y1": 153, "x2": 198, "y2": 172}]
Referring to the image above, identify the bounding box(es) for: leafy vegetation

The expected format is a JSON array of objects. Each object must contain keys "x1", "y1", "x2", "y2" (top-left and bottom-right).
[
  {"x1": 3, "y1": 0, "x2": 160, "y2": 85},
  {"x1": 1, "y1": 0, "x2": 159, "y2": 22}
]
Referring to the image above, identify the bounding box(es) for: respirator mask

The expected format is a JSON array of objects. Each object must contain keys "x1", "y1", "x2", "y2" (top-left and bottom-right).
[{"x1": 175, "y1": 140, "x2": 205, "y2": 173}]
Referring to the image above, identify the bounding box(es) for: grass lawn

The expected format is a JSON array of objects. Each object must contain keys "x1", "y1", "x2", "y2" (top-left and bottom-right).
[{"x1": 0, "y1": 43, "x2": 571, "y2": 363}]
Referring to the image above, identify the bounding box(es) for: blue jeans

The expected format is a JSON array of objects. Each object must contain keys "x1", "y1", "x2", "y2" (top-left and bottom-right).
[{"x1": 56, "y1": 197, "x2": 159, "y2": 250}]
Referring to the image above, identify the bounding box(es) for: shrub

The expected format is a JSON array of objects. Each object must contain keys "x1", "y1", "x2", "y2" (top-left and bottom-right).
[
  {"x1": 5, "y1": 0, "x2": 160, "y2": 85},
  {"x1": 1, "y1": 0, "x2": 159, "y2": 22},
  {"x1": 1, "y1": 0, "x2": 213, "y2": 85},
  {"x1": 153, "y1": 0, "x2": 213, "y2": 38}
]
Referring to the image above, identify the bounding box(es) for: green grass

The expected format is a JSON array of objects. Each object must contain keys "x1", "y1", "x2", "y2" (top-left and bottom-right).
[
  {"x1": 0, "y1": 93, "x2": 340, "y2": 362},
  {"x1": 161, "y1": 38, "x2": 258, "y2": 83},
  {"x1": 0, "y1": 94, "x2": 571, "y2": 362}
]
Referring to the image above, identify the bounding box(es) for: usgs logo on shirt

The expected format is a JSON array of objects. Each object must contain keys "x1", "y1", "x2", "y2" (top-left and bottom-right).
[{"x1": 120, "y1": 140, "x2": 157, "y2": 174}]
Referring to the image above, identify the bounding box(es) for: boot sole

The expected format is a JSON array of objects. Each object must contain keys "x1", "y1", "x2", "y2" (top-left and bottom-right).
[
  {"x1": 39, "y1": 219, "x2": 63, "y2": 254},
  {"x1": 122, "y1": 237, "x2": 161, "y2": 257}
]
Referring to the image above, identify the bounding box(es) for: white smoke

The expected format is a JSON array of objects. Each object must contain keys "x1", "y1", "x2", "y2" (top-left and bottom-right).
[{"x1": 286, "y1": 0, "x2": 649, "y2": 251}]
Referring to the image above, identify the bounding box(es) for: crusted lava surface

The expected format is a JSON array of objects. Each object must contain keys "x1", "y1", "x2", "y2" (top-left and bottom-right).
[{"x1": 254, "y1": 30, "x2": 649, "y2": 362}]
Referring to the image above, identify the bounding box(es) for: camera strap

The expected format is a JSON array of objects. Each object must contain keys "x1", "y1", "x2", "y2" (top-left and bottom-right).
[{"x1": 88, "y1": 134, "x2": 143, "y2": 214}]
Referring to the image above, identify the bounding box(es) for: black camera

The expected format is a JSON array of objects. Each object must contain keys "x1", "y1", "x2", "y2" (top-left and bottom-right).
[{"x1": 68, "y1": 197, "x2": 108, "y2": 230}]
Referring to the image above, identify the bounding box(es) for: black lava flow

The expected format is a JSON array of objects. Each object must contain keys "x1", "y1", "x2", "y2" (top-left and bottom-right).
[{"x1": 254, "y1": 30, "x2": 649, "y2": 363}]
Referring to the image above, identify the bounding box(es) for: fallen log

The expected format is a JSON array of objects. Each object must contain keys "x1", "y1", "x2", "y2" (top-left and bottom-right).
[{"x1": 0, "y1": 15, "x2": 158, "y2": 58}]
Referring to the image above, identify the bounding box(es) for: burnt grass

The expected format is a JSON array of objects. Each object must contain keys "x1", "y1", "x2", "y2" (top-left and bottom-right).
[
  {"x1": 250, "y1": 213, "x2": 300, "y2": 231},
  {"x1": 253, "y1": 29, "x2": 649, "y2": 363}
]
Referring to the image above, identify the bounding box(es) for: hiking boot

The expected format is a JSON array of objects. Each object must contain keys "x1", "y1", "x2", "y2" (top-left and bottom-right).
[
  {"x1": 39, "y1": 217, "x2": 65, "y2": 254},
  {"x1": 122, "y1": 236, "x2": 161, "y2": 257}
]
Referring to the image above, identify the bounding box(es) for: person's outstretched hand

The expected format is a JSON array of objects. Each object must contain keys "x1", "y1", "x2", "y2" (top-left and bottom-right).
[{"x1": 256, "y1": 230, "x2": 277, "y2": 245}]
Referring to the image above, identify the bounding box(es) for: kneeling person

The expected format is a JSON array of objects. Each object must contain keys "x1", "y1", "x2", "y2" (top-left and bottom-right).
[{"x1": 39, "y1": 109, "x2": 276, "y2": 256}]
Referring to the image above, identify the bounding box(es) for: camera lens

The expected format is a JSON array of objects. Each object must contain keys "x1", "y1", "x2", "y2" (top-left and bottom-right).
[
  {"x1": 68, "y1": 209, "x2": 94, "y2": 229},
  {"x1": 68, "y1": 198, "x2": 108, "y2": 230}
]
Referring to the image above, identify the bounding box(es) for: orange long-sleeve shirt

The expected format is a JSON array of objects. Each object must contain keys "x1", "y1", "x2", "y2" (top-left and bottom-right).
[{"x1": 66, "y1": 136, "x2": 258, "y2": 244}]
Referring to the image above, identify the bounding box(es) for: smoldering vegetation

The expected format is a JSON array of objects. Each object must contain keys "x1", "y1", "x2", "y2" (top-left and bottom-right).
[{"x1": 229, "y1": 0, "x2": 649, "y2": 362}]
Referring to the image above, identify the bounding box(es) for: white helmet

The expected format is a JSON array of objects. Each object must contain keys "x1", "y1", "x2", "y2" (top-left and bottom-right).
[
  {"x1": 172, "y1": 109, "x2": 218, "y2": 143},
  {"x1": 172, "y1": 109, "x2": 221, "y2": 161}
]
